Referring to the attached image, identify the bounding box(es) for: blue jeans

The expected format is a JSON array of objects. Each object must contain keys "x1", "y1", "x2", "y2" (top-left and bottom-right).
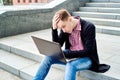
[{"x1": 33, "y1": 55, "x2": 92, "y2": 80}]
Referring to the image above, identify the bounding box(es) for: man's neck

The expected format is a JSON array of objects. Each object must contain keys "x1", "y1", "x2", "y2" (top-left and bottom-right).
[{"x1": 72, "y1": 18, "x2": 79, "y2": 30}]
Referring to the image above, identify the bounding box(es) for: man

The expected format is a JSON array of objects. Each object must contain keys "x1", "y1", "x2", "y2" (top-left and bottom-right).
[{"x1": 34, "y1": 9, "x2": 110, "y2": 80}]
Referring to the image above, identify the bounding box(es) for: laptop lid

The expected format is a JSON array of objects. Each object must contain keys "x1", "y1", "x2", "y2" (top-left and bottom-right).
[{"x1": 31, "y1": 36, "x2": 66, "y2": 63}]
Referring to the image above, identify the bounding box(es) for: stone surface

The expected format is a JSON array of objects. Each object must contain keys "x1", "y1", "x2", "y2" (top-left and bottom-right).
[
  {"x1": 73, "y1": 12, "x2": 120, "y2": 19},
  {"x1": 86, "y1": 3, "x2": 120, "y2": 8},
  {"x1": 81, "y1": 17, "x2": 120, "y2": 27},
  {"x1": 73, "y1": 1, "x2": 120, "y2": 36},
  {"x1": 96, "y1": 25, "x2": 120, "y2": 36},
  {"x1": 79, "y1": 7, "x2": 120, "y2": 13},
  {"x1": 91, "y1": 0, "x2": 120, "y2": 2},
  {"x1": 20, "y1": 63, "x2": 65, "y2": 80},
  {"x1": 0, "y1": 0, "x2": 89, "y2": 38},
  {"x1": 0, "y1": 68, "x2": 22, "y2": 80},
  {"x1": 0, "y1": 28, "x2": 120, "y2": 80},
  {"x1": 0, "y1": 50, "x2": 37, "y2": 76}
]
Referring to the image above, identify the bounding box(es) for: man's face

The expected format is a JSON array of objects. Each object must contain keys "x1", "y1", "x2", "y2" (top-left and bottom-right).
[{"x1": 57, "y1": 18, "x2": 73, "y2": 33}]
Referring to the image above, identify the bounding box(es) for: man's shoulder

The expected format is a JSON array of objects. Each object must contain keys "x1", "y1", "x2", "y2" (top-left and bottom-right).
[
  {"x1": 80, "y1": 18, "x2": 95, "y2": 30},
  {"x1": 81, "y1": 18, "x2": 94, "y2": 26}
]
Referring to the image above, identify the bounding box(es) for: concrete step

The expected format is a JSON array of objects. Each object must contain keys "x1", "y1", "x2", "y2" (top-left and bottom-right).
[
  {"x1": 86, "y1": 3, "x2": 120, "y2": 8},
  {"x1": 80, "y1": 70, "x2": 120, "y2": 80},
  {"x1": 0, "y1": 68, "x2": 22, "y2": 80},
  {"x1": 72, "y1": 12, "x2": 120, "y2": 20},
  {"x1": 74, "y1": 2, "x2": 120, "y2": 35},
  {"x1": 0, "y1": 29, "x2": 120, "y2": 80},
  {"x1": 0, "y1": 49, "x2": 66, "y2": 80},
  {"x1": 96, "y1": 25, "x2": 120, "y2": 36},
  {"x1": 0, "y1": 49, "x2": 37, "y2": 80},
  {"x1": 0, "y1": 48, "x2": 89, "y2": 80},
  {"x1": 91, "y1": 0, "x2": 120, "y2": 2},
  {"x1": 81, "y1": 17, "x2": 120, "y2": 27},
  {"x1": 0, "y1": 29, "x2": 52, "y2": 63},
  {"x1": 79, "y1": 7, "x2": 120, "y2": 13}
]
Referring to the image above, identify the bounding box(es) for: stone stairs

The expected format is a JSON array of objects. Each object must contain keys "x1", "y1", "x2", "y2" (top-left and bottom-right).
[
  {"x1": 0, "y1": 29, "x2": 120, "y2": 80},
  {"x1": 0, "y1": 49, "x2": 65, "y2": 80},
  {"x1": 72, "y1": 0, "x2": 120, "y2": 36},
  {"x1": 0, "y1": 0, "x2": 120, "y2": 80},
  {"x1": 0, "y1": 29, "x2": 89, "y2": 80}
]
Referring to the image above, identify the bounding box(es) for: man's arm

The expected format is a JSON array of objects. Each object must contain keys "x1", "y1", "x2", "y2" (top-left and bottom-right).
[
  {"x1": 52, "y1": 29, "x2": 67, "y2": 47},
  {"x1": 52, "y1": 13, "x2": 66, "y2": 47}
]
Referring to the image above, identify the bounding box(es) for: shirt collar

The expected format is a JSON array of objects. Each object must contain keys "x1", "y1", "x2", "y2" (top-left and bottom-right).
[{"x1": 73, "y1": 17, "x2": 81, "y2": 31}]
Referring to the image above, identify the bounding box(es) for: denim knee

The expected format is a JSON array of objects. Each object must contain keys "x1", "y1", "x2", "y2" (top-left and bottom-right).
[{"x1": 43, "y1": 56, "x2": 57, "y2": 64}]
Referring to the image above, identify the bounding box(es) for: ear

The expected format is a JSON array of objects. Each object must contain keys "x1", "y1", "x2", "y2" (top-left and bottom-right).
[{"x1": 69, "y1": 17, "x2": 72, "y2": 22}]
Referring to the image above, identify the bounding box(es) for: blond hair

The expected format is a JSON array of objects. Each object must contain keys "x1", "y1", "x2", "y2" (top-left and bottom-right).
[{"x1": 55, "y1": 9, "x2": 71, "y2": 21}]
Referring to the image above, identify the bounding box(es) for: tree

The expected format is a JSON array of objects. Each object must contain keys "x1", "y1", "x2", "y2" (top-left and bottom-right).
[{"x1": 3, "y1": 0, "x2": 12, "y2": 5}]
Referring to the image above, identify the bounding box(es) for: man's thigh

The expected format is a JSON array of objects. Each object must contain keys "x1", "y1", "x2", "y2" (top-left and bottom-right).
[{"x1": 68, "y1": 57, "x2": 92, "y2": 71}]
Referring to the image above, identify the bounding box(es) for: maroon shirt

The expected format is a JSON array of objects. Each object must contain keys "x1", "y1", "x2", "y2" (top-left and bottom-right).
[{"x1": 69, "y1": 19, "x2": 84, "y2": 51}]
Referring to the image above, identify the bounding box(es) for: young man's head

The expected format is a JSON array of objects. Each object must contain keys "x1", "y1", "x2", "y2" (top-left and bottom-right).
[{"x1": 55, "y1": 9, "x2": 77, "y2": 33}]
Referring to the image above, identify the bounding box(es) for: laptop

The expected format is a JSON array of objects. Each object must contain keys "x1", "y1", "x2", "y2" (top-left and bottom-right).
[{"x1": 31, "y1": 36, "x2": 67, "y2": 63}]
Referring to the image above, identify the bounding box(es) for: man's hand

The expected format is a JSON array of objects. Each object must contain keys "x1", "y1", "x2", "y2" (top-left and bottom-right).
[
  {"x1": 52, "y1": 14, "x2": 60, "y2": 30},
  {"x1": 63, "y1": 49, "x2": 71, "y2": 59}
]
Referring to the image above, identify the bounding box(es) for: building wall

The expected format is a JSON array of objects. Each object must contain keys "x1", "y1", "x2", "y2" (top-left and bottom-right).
[{"x1": 12, "y1": 0, "x2": 49, "y2": 5}]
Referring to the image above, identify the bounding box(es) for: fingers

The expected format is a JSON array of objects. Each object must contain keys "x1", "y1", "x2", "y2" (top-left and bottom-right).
[
  {"x1": 55, "y1": 16, "x2": 60, "y2": 24},
  {"x1": 53, "y1": 14, "x2": 60, "y2": 22},
  {"x1": 52, "y1": 14, "x2": 61, "y2": 29}
]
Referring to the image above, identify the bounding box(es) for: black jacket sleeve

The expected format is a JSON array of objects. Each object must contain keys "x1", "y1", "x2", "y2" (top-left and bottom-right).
[
  {"x1": 52, "y1": 28, "x2": 66, "y2": 47},
  {"x1": 64, "y1": 24, "x2": 96, "y2": 59}
]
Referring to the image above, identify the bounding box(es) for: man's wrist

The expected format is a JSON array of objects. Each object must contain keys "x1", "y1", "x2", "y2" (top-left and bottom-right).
[
  {"x1": 52, "y1": 27, "x2": 57, "y2": 31},
  {"x1": 53, "y1": 27, "x2": 57, "y2": 30},
  {"x1": 52, "y1": 26, "x2": 58, "y2": 30}
]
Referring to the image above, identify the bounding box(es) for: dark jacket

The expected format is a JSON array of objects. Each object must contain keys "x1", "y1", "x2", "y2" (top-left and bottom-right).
[{"x1": 52, "y1": 17, "x2": 110, "y2": 73}]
